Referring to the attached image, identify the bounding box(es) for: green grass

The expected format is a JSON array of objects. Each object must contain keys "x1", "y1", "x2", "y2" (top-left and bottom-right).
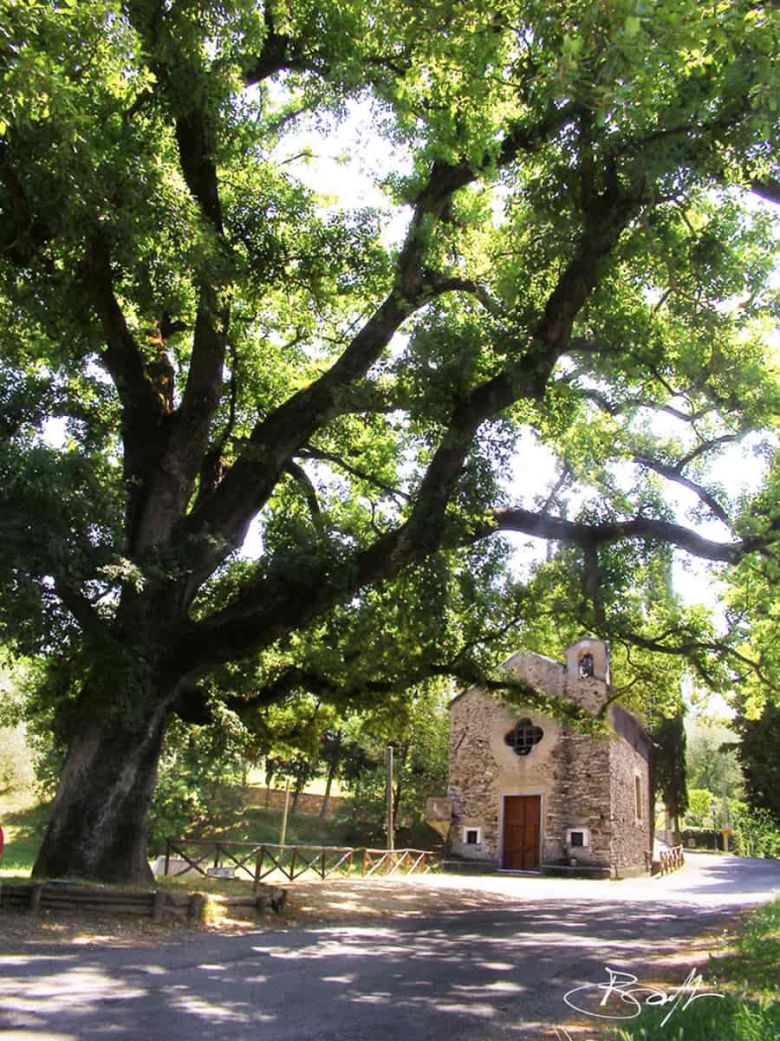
[
  {"x1": 0, "y1": 788, "x2": 51, "y2": 877},
  {"x1": 607, "y1": 994, "x2": 780, "y2": 1041},
  {"x1": 712, "y1": 899, "x2": 780, "y2": 996},
  {"x1": 606, "y1": 899, "x2": 780, "y2": 1041}
]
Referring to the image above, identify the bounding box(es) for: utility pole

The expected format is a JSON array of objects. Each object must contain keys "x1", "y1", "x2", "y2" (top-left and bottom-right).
[
  {"x1": 385, "y1": 743, "x2": 394, "y2": 852},
  {"x1": 279, "y1": 776, "x2": 291, "y2": 846}
]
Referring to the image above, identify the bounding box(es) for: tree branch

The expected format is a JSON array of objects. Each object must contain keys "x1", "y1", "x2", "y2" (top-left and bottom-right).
[
  {"x1": 171, "y1": 141, "x2": 647, "y2": 650},
  {"x1": 53, "y1": 578, "x2": 105, "y2": 638},
  {"x1": 578, "y1": 384, "x2": 720, "y2": 425},
  {"x1": 124, "y1": 4, "x2": 231, "y2": 547},
  {"x1": 750, "y1": 177, "x2": 780, "y2": 205},
  {"x1": 633, "y1": 454, "x2": 732, "y2": 525},
  {"x1": 487, "y1": 507, "x2": 745, "y2": 562},
  {"x1": 78, "y1": 235, "x2": 176, "y2": 547},
  {"x1": 617, "y1": 630, "x2": 772, "y2": 688},
  {"x1": 284, "y1": 460, "x2": 322, "y2": 518},
  {"x1": 223, "y1": 654, "x2": 599, "y2": 729},
  {"x1": 421, "y1": 274, "x2": 504, "y2": 317},
  {"x1": 243, "y1": 22, "x2": 318, "y2": 85},
  {"x1": 175, "y1": 107, "x2": 576, "y2": 587},
  {"x1": 299, "y1": 447, "x2": 410, "y2": 503}
]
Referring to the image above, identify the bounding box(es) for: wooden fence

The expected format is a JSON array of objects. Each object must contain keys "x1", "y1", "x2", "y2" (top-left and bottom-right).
[
  {"x1": 0, "y1": 880, "x2": 286, "y2": 919},
  {"x1": 654, "y1": 844, "x2": 685, "y2": 876},
  {"x1": 164, "y1": 838, "x2": 434, "y2": 885}
]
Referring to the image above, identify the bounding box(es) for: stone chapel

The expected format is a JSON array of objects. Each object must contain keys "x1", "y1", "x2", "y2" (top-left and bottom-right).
[{"x1": 444, "y1": 637, "x2": 652, "y2": 877}]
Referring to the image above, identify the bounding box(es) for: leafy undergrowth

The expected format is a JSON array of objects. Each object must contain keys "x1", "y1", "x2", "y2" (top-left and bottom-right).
[{"x1": 605, "y1": 898, "x2": 780, "y2": 1041}]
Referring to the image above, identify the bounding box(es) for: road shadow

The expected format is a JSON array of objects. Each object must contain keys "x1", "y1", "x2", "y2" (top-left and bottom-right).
[{"x1": 0, "y1": 896, "x2": 743, "y2": 1041}]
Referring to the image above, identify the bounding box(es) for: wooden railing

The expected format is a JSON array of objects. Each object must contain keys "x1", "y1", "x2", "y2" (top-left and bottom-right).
[
  {"x1": 164, "y1": 838, "x2": 434, "y2": 886},
  {"x1": 654, "y1": 844, "x2": 685, "y2": 876},
  {"x1": 360, "y1": 848, "x2": 431, "y2": 876}
]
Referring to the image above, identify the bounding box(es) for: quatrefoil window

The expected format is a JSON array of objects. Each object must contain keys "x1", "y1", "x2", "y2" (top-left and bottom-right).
[{"x1": 504, "y1": 718, "x2": 544, "y2": 757}]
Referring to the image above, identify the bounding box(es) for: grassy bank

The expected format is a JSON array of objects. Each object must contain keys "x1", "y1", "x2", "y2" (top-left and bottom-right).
[
  {"x1": 0, "y1": 788, "x2": 359, "y2": 878},
  {"x1": 0, "y1": 784, "x2": 438, "y2": 879},
  {"x1": 606, "y1": 898, "x2": 780, "y2": 1041}
]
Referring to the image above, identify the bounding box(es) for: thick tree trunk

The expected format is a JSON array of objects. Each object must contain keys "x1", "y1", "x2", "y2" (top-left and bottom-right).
[{"x1": 32, "y1": 699, "x2": 171, "y2": 884}]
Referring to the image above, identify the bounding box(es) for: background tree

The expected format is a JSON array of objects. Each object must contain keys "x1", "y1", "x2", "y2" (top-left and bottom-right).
[
  {"x1": 684, "y1": 788, "x2": 717, "y2": 828},
  {"x1": 686, "y1": 719, "x2": 744, "y2": 803},
  {"x1": 732, "y1": 701, "x2": 780, "y2": 827},
  {"x1": 0, "y1": 0, "x2": 778, "y2": 882},
  {"x1": 649, "y1": 712, "x2": 688, "y2": 839},
  {"x1": 338, "y1": 683, "x2": 451, "y2": 843},
  {"x1": 318, "y1": 728, "x2": 346, "y2": 820}
]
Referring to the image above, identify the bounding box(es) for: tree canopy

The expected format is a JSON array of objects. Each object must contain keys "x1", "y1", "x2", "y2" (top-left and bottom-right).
[{"x1": 0, "y1": 0, "x2": 778, "y2": 882}]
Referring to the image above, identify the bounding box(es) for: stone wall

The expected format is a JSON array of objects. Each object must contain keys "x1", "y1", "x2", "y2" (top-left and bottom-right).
[
  {"x1": 243, "y1": 785, "x2": 343, "y2": 819},
  {"x1": 608, "y1": 707, "x2": 652, "y2": 875},
  {"x1": 548, "y1": 727, "x2": 613, "y2": 868}
]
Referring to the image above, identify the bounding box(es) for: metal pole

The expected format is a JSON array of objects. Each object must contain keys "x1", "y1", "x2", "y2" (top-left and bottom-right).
[
  {"x1": 386, "y1": 743, "x2": 394, "y2": 852},
  {"x1": 279, "y1": 776, "x2": 291, "y2": 846}
]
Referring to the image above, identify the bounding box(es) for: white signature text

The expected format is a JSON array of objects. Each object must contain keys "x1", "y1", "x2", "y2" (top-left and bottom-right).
[{"x1": 562, "y1": 965, "x2": 724, "y2": 1026}]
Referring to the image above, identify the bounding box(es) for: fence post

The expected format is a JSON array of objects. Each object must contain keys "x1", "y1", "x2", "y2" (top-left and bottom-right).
[
  {"x1": 152, "y1": 890, "x2": 165, "y2": 922},
  {"x1": 29, "y1": 883, "x2": 43, "y2": 913},
  {"x1": 164, "y1": 838, "x2": 171, "y2": 877},
  {"x1": 188, "y1": 893, "x2": 207, "y2": 921}
]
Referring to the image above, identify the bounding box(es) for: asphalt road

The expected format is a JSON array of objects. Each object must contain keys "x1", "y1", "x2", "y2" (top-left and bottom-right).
[{"x1": 1, "y1": 854, "x2": 778, "y2": 1041}]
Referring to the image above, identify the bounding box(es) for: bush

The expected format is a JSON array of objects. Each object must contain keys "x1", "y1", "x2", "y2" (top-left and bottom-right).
[
  {"x1": 731, "y1": 804, "x2": 780, "y2": 859},
  {"x1": 681, "y1": 827, "x2": 724, "y2": 850},
  {"x1": 684, "y1": 788, "x2": 717, "y2": 828}
]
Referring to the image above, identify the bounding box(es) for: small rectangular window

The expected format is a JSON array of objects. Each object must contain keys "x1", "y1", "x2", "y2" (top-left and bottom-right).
[
  {"x1": 463, "y1": 827, "x2": 481, "y2": 845},
  {"x1": 565, "y1": 827, "x2": 590, "y2": 848}
]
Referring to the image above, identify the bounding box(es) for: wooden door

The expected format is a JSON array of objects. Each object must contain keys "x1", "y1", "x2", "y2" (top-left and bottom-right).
[{"x1": 502, "y1": 795, "x2": 541, "y2": 870}]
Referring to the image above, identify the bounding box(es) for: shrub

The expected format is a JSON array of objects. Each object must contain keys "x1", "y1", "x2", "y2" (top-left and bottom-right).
[
  {"x1": 681, "y1": 827, "x2": 723, "y2": 850},
  {"x1": 731, "y1": 805, "x2": 780, "y2": 859}
]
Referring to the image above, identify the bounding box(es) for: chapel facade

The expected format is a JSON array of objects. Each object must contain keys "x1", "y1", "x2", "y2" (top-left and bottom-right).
[{"x1": 445, "y1": 637, "x2": 652, "y2": 877}]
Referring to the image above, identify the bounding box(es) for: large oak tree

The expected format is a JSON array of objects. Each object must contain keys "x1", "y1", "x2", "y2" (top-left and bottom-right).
[{"x1": 0, "y1": 0, "x2": 778, "y2": 882}]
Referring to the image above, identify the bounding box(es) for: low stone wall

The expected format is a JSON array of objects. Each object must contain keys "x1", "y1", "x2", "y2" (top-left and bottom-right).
[{"x1": 243, "y1": 786, "x2": 345, "y2": 819}]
